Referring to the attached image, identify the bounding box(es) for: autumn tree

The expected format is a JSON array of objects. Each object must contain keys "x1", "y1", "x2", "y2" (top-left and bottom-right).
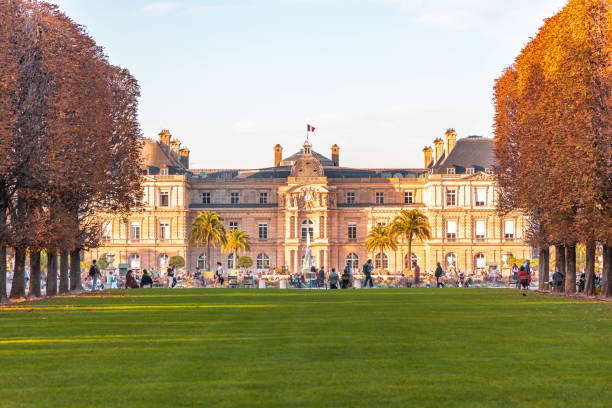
[{"x1": 494, "y1": 0, "x2": 612, "y2": 297}]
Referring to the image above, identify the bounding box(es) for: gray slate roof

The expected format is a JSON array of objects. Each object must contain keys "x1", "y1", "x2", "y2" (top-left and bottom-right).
[{"x1": 432, "y1": 136, "x2": 495, "y2": 174}]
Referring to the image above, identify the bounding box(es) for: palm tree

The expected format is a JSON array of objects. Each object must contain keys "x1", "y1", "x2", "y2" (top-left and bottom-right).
[
  {"x1": 188, "y1": 211, "x2": 226, "y2": 271},
  {"x1": 392, "y1": 209, "x2": 431, "y2": 272},
  {"x1": 366, "y1": 224, "x2": 398, "y2": 273},
  {"x1": 223, "y1": 228, "x2": 251, "y2": 272}
]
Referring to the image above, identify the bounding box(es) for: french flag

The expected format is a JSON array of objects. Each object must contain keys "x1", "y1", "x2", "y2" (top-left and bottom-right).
[{"x1": 307, "y1": 124, "x2": 315, "y2": 133}]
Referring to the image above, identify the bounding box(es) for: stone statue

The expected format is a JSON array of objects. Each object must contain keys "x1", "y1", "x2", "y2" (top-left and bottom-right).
[{"x1": 302, "y1": 232, "x2": 315, "y2": 272}]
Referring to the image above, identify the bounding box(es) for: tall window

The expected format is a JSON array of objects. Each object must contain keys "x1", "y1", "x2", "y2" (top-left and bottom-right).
[
  {"x1": 160, "y1": 222, "x2": 170, "y2": 239},
  {"x1": 475, "y1": 220, "x2": 486, "y2": 239},
  {"x1": 375, "y1": 192, "x2": 385, "y2": 204},
  {"x1": 348, "y1": 223, "x2": 357, "y2": 239},
  {"x1": 446, "y1": 253, "x2": 457, "y2": 270},
  {"x1": 405, "y1": 253, "x2": 418, "y2": 269},
  {"x1": 475, "y1": 188, "x2": 486, "y2": 206},
  {"x1": 504, "y1": 220, "x2": 515, "y2": 238},
  {"x1": 404, "y1": 191, "x2": 414, "y2": 204},
  {"x1": 302, "y1": 220, "x2": 314, "y2": 240},
  {"x1": 258, "y1": 223, "x2": 268, "y2": 240},
  {"x1": 197, "y1": 254, "x2": 206, "y2": 270},
  {"x1": 130, "y1": 222, "x2": 141, "y2": 240},
  {"x1": 346, "y1": 192, "x2": 356, "y2": 204},
  {"x1": 230, "y1": 192, "x2": 240, "y2": 204},
  {"x1": 202, "y1": 192, "x2": 211, "y2": 204},
  {"x1": 475, "y1": 253, "x2": 486, "y2": 269},
  {"x1": 159, "y1": 253, "x2": 169, "y2": 269},
  {"x1": 259, "y1": 192, "x2": 268, "y2": 204},
  {"x1": 129, "y1": 254, "x2": 140, "y2": 270},
  {"x1": 229, "y1": 221, "x2": 239, "y2": 231},
  {"x1": 160, "y1": 190, "x2": 169, "y2": 207},
  {"x1": 375, "y1": 253, "x2": 389, "y2": 269},
  {"x1": 227, "y1": 255, "x2": 235, "y2": 269},
  {"x1": 446, "y1": 220, "x2": 457, "y2": 239},
  {"x1": 256, "y1": 253, "x2": 270, "y2": 270},
  {"x1": 102, "y1": 221, "x2": 112, "y2": 239},
  {"x1": 346, "y1": 253, "x2": 359, "y2": 270},
  {"x1": 446, "y1": 189, "x2": 456, "y2": 206}
]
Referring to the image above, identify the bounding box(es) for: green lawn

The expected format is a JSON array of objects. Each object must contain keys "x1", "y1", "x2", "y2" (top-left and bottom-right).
[{"x1": 1, "y1": 289, "x2": 611, "y2": 407}]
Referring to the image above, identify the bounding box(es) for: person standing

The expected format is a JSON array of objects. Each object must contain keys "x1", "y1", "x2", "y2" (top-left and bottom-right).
[
  {"x1": 216, "y1": 262, "x2": 225, "y2": 287},
  {"x1": 110, "y1": 271, "x2": 117, "y2": 289},
  {"x1": 89, "y1": 260, "x2": 100, "y2": 292},
  {"x1": 434, "y1": 262, "x2": 444, "y2": 288},
  {"x1": 362, "y1": 259, "x2": 374, "y2": 288},
  {"x1": 166, "y1": 265, "x2": 174, "y2": 288},
  {"x1": 413, "y1": 261, "x2": 421, "y2": 288}
]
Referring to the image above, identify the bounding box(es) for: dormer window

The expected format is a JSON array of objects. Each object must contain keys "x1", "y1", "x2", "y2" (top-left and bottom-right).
[
  {"x1": 161, "y1": 168, "x2": 168, "y2": 176},
  {"x1": 447, "y1": 168, "x2": 455, "y2": 175},
  {"x1": 485, "y1": 168, "x2": 493, "y2": 175},
  {"x1": 467, "y1": 168, "x2": 474, "y2": 175}
]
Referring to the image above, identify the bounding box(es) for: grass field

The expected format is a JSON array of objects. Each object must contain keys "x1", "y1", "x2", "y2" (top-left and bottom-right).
[{"x1": 1, "y1": 289, "x2": 611, "y2": 407}]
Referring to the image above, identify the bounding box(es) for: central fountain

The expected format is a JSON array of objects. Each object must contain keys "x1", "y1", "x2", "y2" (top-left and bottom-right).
[{"x1": 302, "y1": 232, "x2": 316, "y2": 282}]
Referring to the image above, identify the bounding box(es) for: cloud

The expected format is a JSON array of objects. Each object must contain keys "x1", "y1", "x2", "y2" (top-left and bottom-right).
[
  {"x1": 187, "y1": 5, "x2": 249, "y2": 13},
  {"x1": 141, "y1": 2, "x2": 181, "y2": 14}
]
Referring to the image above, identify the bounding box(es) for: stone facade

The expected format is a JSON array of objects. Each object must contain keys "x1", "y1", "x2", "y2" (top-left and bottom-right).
[{"x1": 86, "y1": 130, "x2": 532, "y2": 275}]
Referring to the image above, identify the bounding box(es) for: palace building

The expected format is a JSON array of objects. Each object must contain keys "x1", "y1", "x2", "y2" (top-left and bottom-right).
[{"x1": 88, "y1": 129, "x2": 532, "y2": 275}]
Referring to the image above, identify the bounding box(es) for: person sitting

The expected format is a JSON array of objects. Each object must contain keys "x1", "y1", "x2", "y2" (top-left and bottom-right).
[
  {"x1": 341, "y1": 268, "x2": 351, "y2": 289},
  {"x1": 518, "y1": 266, "x2": 530, "y2": 290},
  {"x1": 328, "y1": 268, "x2": 339, "y2": 289},
  {"x1": 125, "y1": 270, "x2": 139, "y2": 289},
  {"x1": 140, "y1": 269, "x2": 153, "y2": 288}
]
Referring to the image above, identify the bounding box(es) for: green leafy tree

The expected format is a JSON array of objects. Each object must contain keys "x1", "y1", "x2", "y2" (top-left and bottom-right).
[
  {"x1": 237, "y1": 256, "x2": 253, "y2": 269},
  {"x1": 223, "y1": 229, "x2": 251, "y2": 270},
  {"x1": 188, "y1": 211, "x2": 226, "y2": 271},
  {"x1": 366, "y1": 224, "x2": 398, "y2": 272},
  {"x1": 391, "y1": 209, "x2": 431, "y2": 271},
  {"x1": 169, "y1": 255, "x2": 185, "y2": 269}
]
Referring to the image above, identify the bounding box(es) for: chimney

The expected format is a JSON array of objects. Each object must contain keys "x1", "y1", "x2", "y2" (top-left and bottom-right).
[
  {"x1": 445, "y1": 128, "x2": 457, "y2": 156},
  {"x1": 274, "y1": 144, "x2": 283, "y2": 167},
  {"x1": 159, "y1": 129, "x2": 171, "y2": 146},
  {"x1": 331, "y1": 144, "x2": 340, "y2": 167},
  {"x1": 179, "y1": 148, "x2": 190, "y2": 169},
  {"x1": 422, "y1": 146, "x2": 433, "y2": 168},
  {"x1": 170, "y1": 139, "x2": 181, "y2": 156},
  {"x1": 433, "y1": 138, "x2": 444, "y2": 164}
]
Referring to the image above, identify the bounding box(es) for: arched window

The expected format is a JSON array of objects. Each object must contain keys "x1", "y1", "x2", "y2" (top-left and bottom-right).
[
  {"x1": 159, "y1": 253, "x2": 169, "y2": 269},
  {"x1": 346, "y1": 253, "x2": 359, "y2": 270},
  {"x1": 404, "y1": 253, "x2": 418, "y2": 269},
  {"x1": 375, "y1": 253, "x2": 389, "y2": 270},
  {"x1": 301, "y1": 219, "x2": 314, "y2": 240},
  {"x1": 475, "y1": 253, "x2": 486, "y2": 269},
  {"x1": 227, "y1": 255, "x2": 235, "y2": 270},
  {"x1": 129, "y1": 253, "x2": 140, "y2": 270},
  {"x1": 197, "y1": 254, "x2": 206, "y2": 270},
  {"x1": 256, "y1": 253, "x2": 270, "y2": 270},
  {"x1": 446, "y1": 253, "x2": 457, "y2": 271}
]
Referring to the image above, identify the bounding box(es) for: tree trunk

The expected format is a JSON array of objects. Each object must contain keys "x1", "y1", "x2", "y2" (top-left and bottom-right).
[
  {"x1": 9, "y1": 245, "x2": 27, "y2": 299},
  {"x1": 207, "y1": 242, "x2": 211, "y2": 271},
  {"x1": 584, "y1": 243, "x2": 595, "y2": 296},
  {"x1": 538, "y1": 247, "x2": 549, "y2": 291},
  {"x1": 59, "y1": 250, "x2": 70, "y2": 294},
  {"x1": 28, "y1": 250, "x2": 42, "y2": 298},
  {"x1": 601, "y1": 245, "x2": 612, "y2": 298},
  {"x1": 70, "y1": 248, "x2": 84, "y2": 292},
  {"x1": 46, "y1": 250, "x2": 58, "y2": 297},
  {"x1": 0, "y1": 246, "x2": 8, "y2": 304},
  {"x1": 407, "y1": 236, "x2": 413, "y2": 272},
  {"x1": 555, "y1": 245, "x2": 566, "y2": 293},
  {"x1": 565, "y1": 245, "x2": 576, "y2": 294}
]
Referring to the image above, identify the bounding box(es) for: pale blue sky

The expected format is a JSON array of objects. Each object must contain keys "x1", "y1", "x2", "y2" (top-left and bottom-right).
[{"x1": 51, "y1": 0, "x2": 566, "y2": 169}]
